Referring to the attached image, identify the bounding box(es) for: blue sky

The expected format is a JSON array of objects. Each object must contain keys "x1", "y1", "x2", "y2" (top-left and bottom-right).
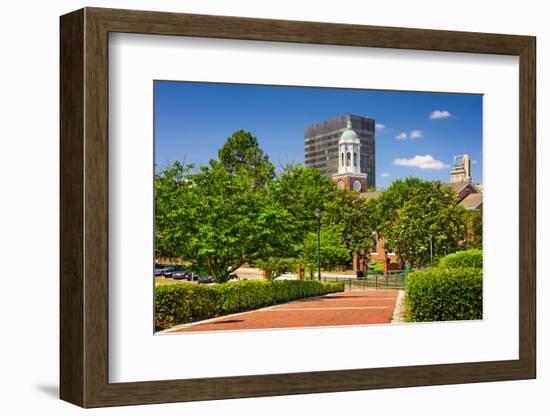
[{"x1": 154, "y1": 81, "x2": 482, "y2": 188}]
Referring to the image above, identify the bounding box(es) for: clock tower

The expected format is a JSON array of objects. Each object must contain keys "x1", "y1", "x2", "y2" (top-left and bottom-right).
[{"x1": 332, "y1": 121, "x2": 368, "y2": 192}]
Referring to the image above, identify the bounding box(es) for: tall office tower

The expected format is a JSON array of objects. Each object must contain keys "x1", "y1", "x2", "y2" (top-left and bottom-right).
[
  {"x1": 450, "y1": 154, "x2": 472, "y2": 183},
  {"x1": 304, "y1": 114, "x2": 376, "y2": 189}
]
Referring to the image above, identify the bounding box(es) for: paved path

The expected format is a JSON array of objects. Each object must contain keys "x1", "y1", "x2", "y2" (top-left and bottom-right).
[{"x1": 165, "y1": 290, "x2": 399, "y2": 333}]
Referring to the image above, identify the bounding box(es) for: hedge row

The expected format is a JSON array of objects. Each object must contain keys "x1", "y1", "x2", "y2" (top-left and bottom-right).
[
  {"x1": 155, "y1": 284, "x2": 219, "y2": 328},
  {"x1": 406, "y1": 267, "x2": 482, "y2": 322},
  {"x1": 155, "y1": 280, "x2": 344, "y2": 329},
  {"x1": 438, "y1": 249, "x2": 483, "y2": 269}
]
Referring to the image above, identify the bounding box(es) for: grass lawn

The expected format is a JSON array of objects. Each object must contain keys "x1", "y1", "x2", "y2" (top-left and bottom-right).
[
  {"x1": 323, "y1": 270, "x2": 356, "y2": 276},
  {"x1": 321, "y1": 261, "x2": 385, "y2": 275},
  {"x1": 368, "y1": 261, "x2": 385, "y2": 273},
  {"x1": 155, "y1": 277, "x2": 193, "y2": 287}
]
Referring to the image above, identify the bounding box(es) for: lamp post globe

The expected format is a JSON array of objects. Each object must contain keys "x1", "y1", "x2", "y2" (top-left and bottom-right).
[{"x1": 314, "y1": 207, "x2": 321, "y2": 219}]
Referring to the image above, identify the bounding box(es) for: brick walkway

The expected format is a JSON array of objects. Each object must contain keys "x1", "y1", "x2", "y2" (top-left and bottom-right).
[{"x1": 165, "y1": 290, "x2": 399, "y2": 333}]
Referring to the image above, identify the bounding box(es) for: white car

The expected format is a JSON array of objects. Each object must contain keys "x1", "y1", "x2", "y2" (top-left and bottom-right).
[{"x1": 273, "y1": 273, "x2": 298, "y2": 281}]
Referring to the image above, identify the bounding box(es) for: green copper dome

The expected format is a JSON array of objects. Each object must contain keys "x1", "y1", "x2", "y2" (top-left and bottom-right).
[
  {"x1": 341, "y1": 129, "x2": 359, "y2": 141},
  {"x1": 340, "y1": 120, "x2": 360, "y2": 143}
]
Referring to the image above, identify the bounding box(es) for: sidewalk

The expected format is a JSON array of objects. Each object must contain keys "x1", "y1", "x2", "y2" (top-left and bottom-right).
[{"x1": 163, "y1": 290, "x2": 399, "y2": 333}]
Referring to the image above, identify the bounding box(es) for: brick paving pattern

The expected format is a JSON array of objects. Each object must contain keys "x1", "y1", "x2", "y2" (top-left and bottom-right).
[{"x1": 168, "y1": 290, "x2": 399, "y2": 333}]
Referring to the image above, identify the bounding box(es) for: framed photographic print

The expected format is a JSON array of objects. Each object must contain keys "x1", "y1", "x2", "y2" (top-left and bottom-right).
[{"x1": 60, "y1": 7, "x2": 536, "y2": 408}]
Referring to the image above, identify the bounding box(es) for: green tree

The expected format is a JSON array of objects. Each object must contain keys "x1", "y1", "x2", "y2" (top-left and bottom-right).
[
  {"x1": 269, "y1": 164, "x2": 337, "y2": 264},
  {"x1": 155, "y1": 139, "x2": 287, "y2": 282},
  {"x1": 218, "y1": 130, "x2": 275, "y2": 187},
  {"x1": 374, "y1": 177, "x2": 430, "y2": 231},
  {"x1": 463, "y1": 210, "x2": 483, "y2": 249},
  {"x1": 301, "y1": 226, "x2": 350, "y2": 278},
  {"x1": 383, "y1": 182, "x2": 467, "y2": 267},
  {"x1": 323, "y1": 189, "x2": 378, "y2": 256},
  {"x1": 154, "y1": 161, "x2": 195, "y2": 259}
]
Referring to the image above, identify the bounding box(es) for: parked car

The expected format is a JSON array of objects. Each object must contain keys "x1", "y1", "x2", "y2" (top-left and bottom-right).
[
  {"x1": 168, "y1": 266, "x2": 187, "y2": 279},
  {"x1": 164, "y1": 266, "x2": 185, "y2": 279},
  {"x1": 154, "y1": 264, "x2": 174, "y2": 276},
  {"x1": 197, "y1": 275, "x2": 213, "y2": 284}
]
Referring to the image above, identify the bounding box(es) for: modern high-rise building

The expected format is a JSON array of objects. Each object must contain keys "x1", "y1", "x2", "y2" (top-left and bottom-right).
[
  {"x1": 450, "y1": 154, "x2": 472, "y2": 183},
  {"x1": 304, "y1": 114, "x2": 376, "y2": 189}
]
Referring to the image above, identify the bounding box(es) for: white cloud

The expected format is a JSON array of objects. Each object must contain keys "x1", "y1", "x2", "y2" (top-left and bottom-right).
[
  {"x1": 429, "y1": 110, "x2": 452, "y2": 120},
  {"x1": 393, "y1": 154, "x2": 449, "y2": 170},
  {"x1": 381, "y1": 172, "x2": 391, "y2": 177},
  {"x1": 472, "y1": 159, "x2": 478, "y2": 164},
  {"x1": 375, "y1": 123, "x2": 386, "y2": 131},
  {"x1": 396, "y1": 130, "x2": 423, "y2": 141},
  {"x1": 395, "y1": 132, "x2": 407, "y2": 140},
  {"x1": 409, "y1": 129, "x2": 424, "y2": 139}
]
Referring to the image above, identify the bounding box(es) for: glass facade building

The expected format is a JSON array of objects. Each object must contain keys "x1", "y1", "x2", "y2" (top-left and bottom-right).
[{"x1": 304, "y1": 114, "x2": 376, "y2": 189}]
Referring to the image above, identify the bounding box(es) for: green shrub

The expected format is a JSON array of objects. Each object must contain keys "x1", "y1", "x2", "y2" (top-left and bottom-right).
[
  {"x1": 155, "y1": 283, "x2": 219, "y2": 329},
  {"x1": 406, "y1": 267, "x2": 482, "y2": 322},
  {"x1": 438, "y1": 249, "x2": 482, "y2": 269},
  {"x1": 213, "y1": 280, "x2": 274, "y2": 315},
  {"x1": 155, "y1": 280, "x2": 344, "y2": 329},
  {"x1": 213, "y1": 279, "x2": 343, "y2": 315}
]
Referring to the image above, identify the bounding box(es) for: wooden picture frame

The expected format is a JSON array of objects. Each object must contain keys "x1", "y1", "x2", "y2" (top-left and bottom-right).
[{"x1": 60, "y1": 7, "x2": 536, "y2": 408}]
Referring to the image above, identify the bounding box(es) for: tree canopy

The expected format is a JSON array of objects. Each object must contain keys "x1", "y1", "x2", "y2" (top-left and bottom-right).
[
  {"x1": 155, "y1": 135, "x2": 286, "y2": 282},
  {"x1": 270, "y1": 164, "x2": 336, "y2": 253},
  {"x1": 382, "y1": 181, "x2": 468, "y2": 267},
  {"x1": 218, "y1": 130, "x2": 275, "y2": 187},
  {"x1": 156, "y1": 133, "x2": 476, "y2": 280},
  {"x1": 301, "y1": 226, "x2": 350, "y2": 278},
  {"x1": 323, "y1": 189, "x2": 378, "y2": 255},
  {"x1": 373, "y1": 177, "x2": 431, "y2": 230}
]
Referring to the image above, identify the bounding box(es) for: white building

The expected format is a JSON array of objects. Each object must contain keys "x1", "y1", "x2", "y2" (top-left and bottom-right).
[
  {"x1": 450, "y1": 154, "x2": 472, "y2": 183},
  {"x1": 331, "y1": 120, "x2": 368, "y2": 192}
]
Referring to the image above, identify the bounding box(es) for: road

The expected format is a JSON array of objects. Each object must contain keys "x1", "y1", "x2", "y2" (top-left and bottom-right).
[{"x1": 163, "y1": 290, "x2": 399, "y2": 333}]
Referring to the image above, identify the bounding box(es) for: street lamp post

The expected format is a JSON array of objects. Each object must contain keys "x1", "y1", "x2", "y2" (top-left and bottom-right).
[{"x1": 314, "y1": 208, "x2": 321, "y2": 281}]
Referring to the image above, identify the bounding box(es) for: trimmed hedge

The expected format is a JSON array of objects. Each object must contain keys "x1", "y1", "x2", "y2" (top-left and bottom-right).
[
  {"x1": 155, "y1": 284, "x2": 218, "y2": 329},
  {"x1": 215, "y1": 280, "x2": 344, "y2": 315},
  {"x1": 156, "y1": 280, "x2": 344, "y2": 329},
  {"x1": 438, "y1": 249, "x2": 483, "y2": 269},
  {"x1": 406, "y1": 267, "x2": 482, "y2": 322}
]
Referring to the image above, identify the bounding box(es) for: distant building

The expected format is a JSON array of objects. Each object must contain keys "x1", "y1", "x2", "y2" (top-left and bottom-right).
[
  {"x1": 448, "y1": 153, "x2": 482, "y2": 211},
  {"x1": 304, "y1": 114, "x2": 375, "y2": 189},
  {"x1": 447, "y1": 181, "x2": 483, "y2": 212},
  {"x1": 450, "y1": 154, "x2": 472, "y2": 183},
  {"x1": 357, "y1": 155, "x2": 483, "y2": 270},
  {"x1": 331, "y1": 121, "x2": 368, "y2": 192}
]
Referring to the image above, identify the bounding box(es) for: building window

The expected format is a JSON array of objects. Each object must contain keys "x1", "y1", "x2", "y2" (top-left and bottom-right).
[
  {"x1": 353, "y1": 152, "x2": 357, "y2": 167},
  {"x1": 341, "y1": 152, "x2": 344, "y2": 166},
  {"x1": 346, "y1": 152, "x2": 351, "y2": 167}
]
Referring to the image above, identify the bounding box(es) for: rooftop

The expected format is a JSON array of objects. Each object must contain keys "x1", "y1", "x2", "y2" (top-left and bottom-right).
[
  {"x1": 445, "y1": 181, "x2": 480, "y2": 194},
  {"x1": 459, "y1": 193, "x2": 483, "y2": 210}
]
